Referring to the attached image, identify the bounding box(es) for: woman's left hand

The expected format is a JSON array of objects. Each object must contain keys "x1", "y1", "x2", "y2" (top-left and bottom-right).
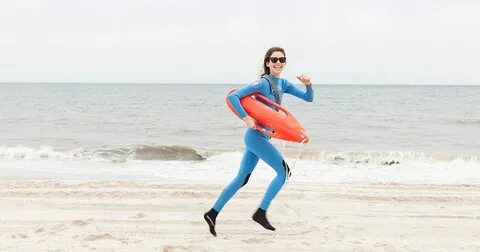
[{"x1": 296, "y1": 74, "x2": 312, "y2": 86}]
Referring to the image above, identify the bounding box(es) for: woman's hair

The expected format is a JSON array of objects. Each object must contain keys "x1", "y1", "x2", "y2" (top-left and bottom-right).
[{"x1": 261, "y1": 46, "x2": 286, "y2": 76}]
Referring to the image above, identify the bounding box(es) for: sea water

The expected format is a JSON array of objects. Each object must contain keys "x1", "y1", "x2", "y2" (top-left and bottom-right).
[{"x1": 1, "y1": 83, "x2": 479, "y2": 183}]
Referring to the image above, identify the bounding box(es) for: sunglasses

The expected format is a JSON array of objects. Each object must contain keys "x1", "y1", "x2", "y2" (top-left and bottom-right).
[{"x1": 269, "y1": 57, "x2": 286, "y2": 63}]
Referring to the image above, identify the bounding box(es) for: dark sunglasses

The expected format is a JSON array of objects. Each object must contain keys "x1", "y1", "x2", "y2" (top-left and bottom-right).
[{"x1": 269, "y1": 57, "x2": 286, "y2": 63}]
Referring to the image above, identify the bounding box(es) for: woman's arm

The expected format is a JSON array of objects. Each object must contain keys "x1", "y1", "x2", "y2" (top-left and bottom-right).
[
  {"x1": 227, "y1": 79, "x2": 267, "y2": 119},
  {"x1": 285, "y1": 75, "x2": 314, "y2": 102}
]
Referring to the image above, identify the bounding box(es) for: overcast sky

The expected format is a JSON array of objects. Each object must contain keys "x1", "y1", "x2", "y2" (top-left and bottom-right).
[{"x1": 1, "y1": 0, "x2": 479, "y2": 84}]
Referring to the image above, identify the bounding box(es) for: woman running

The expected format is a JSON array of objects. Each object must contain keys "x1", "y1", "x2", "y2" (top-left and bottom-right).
[{"x1": 204, "y1": 46, "x2": 314, "y2": 237}]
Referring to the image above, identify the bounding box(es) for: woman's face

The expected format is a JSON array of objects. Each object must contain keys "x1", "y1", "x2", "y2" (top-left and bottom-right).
[{"x1": 266, "y1": 51, "x2": 286, "y2": 77}]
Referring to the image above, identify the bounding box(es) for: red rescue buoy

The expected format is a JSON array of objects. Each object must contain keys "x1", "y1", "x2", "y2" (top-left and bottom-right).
[{"x1": 226, "y1": 89, "x2": 309, "y2": 143}]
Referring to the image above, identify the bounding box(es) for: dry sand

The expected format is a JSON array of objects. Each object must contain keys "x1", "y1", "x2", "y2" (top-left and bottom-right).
[{"x1": 1, "y1": 180, "x2": 480, "y2": 251}]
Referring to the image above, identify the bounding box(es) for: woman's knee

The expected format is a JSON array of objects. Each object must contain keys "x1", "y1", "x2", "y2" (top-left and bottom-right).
[
  {"x1": 282, "y1": 160, "x2": 291, "y2": 180},
  {"x1": 274, "y1": 159, "x2": 290, "y2": 180},
  {"x1": 233, "y1": 173, "x2": 252, "y2": 188},
  {"x1": 240, "y1": 173, "x2": 251, "y2": 187}
]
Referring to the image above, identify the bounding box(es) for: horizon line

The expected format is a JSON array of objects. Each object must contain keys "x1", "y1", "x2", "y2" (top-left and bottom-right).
[{"x1": 0, "y1": 82, "x2": 479, "y2": 86}]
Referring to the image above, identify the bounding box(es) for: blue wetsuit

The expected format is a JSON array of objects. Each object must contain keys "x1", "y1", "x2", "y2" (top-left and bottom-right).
[{"x1": 212, "y1": 74, "x2": 314, "y2": 212}]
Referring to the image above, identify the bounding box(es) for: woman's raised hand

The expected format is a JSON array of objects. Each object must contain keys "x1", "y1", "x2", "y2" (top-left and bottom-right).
[{"x1": 296, "y1": 74, "x2": 312, "y2": 86}]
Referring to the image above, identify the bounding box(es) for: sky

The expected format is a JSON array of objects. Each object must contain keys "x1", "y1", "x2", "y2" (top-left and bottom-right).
[{"x1": 1, "y1": 0, "x2": 479, "y2": 84}]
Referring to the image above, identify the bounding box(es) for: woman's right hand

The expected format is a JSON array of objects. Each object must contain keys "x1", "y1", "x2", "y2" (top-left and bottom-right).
[{"x1": 242, "y1": 115, "x2": 256, "y2": 129}]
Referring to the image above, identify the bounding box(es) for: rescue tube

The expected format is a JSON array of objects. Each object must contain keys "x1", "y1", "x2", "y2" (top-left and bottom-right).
[{"x1": 226, "y1": 89, "x2": 309, "y2": 143}]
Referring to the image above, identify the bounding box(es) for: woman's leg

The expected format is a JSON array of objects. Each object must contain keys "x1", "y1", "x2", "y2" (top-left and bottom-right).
[
  {"x1": 204, "y1": 130, "x2": 261, "y2": 237},
  {"x1": 244, "y1": 129, "x2": 291, "y2": 231},
  {"x1": 204, "y1": 129, "x2": 289, "y2": 235},
  {"x1": 245, "y1": 130, "x2": 288, "y2": 211},
  {"x1": 212, "y1": 148, "x2": 259, "y2": 212}
]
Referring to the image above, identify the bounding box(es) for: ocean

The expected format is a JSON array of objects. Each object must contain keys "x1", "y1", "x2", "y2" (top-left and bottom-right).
[{"x1": 0, "y1": 83, "x2": 479, "y2": 183}]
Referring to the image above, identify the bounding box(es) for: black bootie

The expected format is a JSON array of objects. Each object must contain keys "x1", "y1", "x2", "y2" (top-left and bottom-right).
[
  {"x1": 252, "y1": 208, "x2": 275, "y2": 231},
  {"x1": 203, "y1": 208, "x2": 218, "y2": 237}
]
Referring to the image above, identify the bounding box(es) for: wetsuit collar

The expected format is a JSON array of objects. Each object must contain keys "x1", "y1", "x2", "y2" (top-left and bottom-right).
[
  {"x1": 268, "y1": 73, "x2": 280, "y2": 84},
  {"x1": 268, "y1": 74, "x2": 280, "y2": 82}
]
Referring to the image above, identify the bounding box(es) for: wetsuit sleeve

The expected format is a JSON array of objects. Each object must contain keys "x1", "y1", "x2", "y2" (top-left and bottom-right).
[
  {"x1": 285, "y1": 80, "x2": 314, "y2": 102},
  {"x1": 227, "y1": 80, "x2": 266, "y2": 119}
]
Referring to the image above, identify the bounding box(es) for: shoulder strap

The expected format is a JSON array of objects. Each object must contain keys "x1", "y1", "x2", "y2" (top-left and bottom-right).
[{"x1": 261, "y1": 75, "x2": 281, "y2": 106}]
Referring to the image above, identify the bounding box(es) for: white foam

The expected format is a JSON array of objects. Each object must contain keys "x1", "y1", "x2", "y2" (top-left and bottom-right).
[{"x1": 1, "y1": 147, "x2": 479, "y2": 183}]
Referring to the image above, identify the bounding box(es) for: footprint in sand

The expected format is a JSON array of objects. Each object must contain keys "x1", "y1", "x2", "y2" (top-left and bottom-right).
[
  {"x1": 11, "y1": 233, "x2": 28, "y2": 239},
  {"x1": 241, "y1": 237, "x2": 271, "y2": 244},
  {"x1": 46, "y1": 220, "x2": 91, "y2": 234},
  {"x1": 71, "y1": 220, "x2": 89, "y2": 226},
  {"x1": 163, "y1": 245, "x2": 207, "y2": 252},
  {"x1": 83, "y1": 233, "x2": 128, "y2": 243},
  {"x1": 132, "y1": 212, "x2": 147, "y2": 219},
  {"x1": 84, "y1": 233, "x2": 115, "y2": 241}
]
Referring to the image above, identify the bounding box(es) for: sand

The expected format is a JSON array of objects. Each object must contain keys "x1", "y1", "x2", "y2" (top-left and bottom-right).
[{"x1": 1, "y1": 180, "x2": 480, "y2": 252}]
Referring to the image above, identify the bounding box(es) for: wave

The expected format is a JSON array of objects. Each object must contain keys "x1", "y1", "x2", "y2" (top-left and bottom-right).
[
  {"x1": 444, "y1": 119, "x2": 480, "y2": 126},
  {"x1": 95, "y1": 145, "x2": 208, "y2": 162},
  {"x1": 0, "y1": 145, "x2": 208, "y2": 163},
  {"x1": 0, "y1": 146, "x2": 478, "y2": 165},
  {"x1": 285, "y1": 151, "x2": 480, "y2": 165}
]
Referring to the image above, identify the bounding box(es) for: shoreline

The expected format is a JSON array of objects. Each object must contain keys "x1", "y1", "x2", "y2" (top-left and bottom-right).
[{"x1": 1, "y1": 179, "x2": 479, "y2": 251}]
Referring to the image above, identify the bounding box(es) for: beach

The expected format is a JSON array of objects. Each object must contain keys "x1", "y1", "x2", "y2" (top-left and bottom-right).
[
  {"x1": 1, "y1": 179, "x2": 479, "y2": 251},
  {"x1": 2, "y1": 0, "x2": 480, "y2": 250},
  {"x1": 1, "y1": 84, "x2": 479, "y2": 251}
]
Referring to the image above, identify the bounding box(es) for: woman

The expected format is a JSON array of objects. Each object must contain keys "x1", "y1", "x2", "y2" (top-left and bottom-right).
[{"x1": 204, "y1": 46, "x2": 314, "y2": 237}]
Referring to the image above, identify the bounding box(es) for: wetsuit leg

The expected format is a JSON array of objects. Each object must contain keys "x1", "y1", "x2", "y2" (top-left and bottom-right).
[
  {"x1": 244, "y1": 129, "x2": 287, "y2": 211},
  {"x1": 212, "y1": 148, "x2": 259, "y2": 212}
]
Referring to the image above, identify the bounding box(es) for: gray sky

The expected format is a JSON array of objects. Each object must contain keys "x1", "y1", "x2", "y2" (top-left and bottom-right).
[{"x1": 1, "y1": 0, "x2": 479, "y2": 84}]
